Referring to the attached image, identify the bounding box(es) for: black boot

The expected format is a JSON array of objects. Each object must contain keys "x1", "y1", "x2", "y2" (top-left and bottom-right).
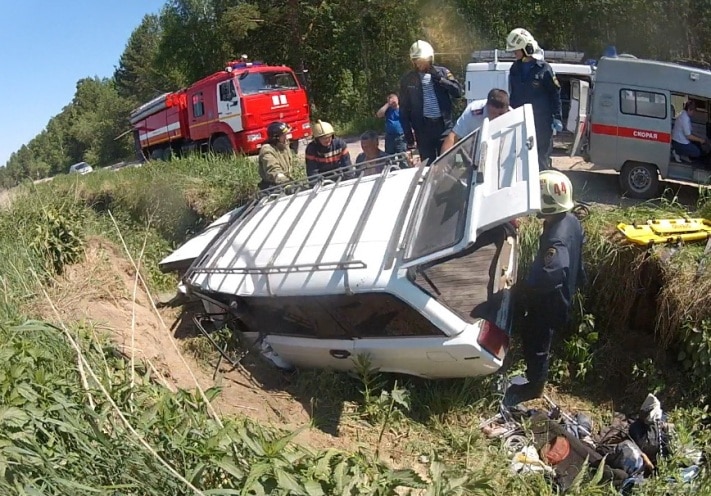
[{"x1": 502, "y1": 381, "x2": 545, "y2": 408}]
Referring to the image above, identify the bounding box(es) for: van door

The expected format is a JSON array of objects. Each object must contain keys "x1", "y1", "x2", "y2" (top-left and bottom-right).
[
  {"x1": 567, "y1": 79, "x2": 590, "y2": 157},
  {"x1": 468, "y1": 104, "x2": 540, "y2": 235},
  {"x1": 401, "y1": 104, "x2": 540, "y2": 269}
]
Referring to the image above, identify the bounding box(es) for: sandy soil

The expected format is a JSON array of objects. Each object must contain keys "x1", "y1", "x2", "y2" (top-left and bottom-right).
[{"x1": 29, "y1": 236, "x2": 420, "y2": 464}]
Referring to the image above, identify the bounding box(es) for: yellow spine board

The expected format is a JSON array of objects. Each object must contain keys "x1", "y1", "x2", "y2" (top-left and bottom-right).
[{"x1": 617, "y1": 218, "x2": 711, "y2": 246}]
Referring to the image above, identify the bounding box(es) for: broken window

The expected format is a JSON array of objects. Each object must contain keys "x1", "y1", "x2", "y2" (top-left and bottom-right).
[
  {"x1": 240, "y1": 293, "x2": 444, "y2": 339},
  {"x1": 404, "y1": 130, "x2": 479, "y2": 261}
]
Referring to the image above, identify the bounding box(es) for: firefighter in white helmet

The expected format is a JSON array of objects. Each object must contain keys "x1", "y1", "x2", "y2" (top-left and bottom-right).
[
  {"x1": 399, "y1": 40, "x2": 462, "y2": 165},
  {"x1": 504, "y1": 170, "x2": 586, "y2": 407},
  {"x1": 304, "y1": 120, "x2": 352, "y2": 183},
  {"x1": 506, "y1": 28, "x2": 563, "y2": 171}
]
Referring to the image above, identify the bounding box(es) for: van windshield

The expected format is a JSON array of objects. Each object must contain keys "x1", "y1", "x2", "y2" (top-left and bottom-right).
[
  {"x1": 404, "y1": 130, "x2": 479, "y2": 261},
  {"x1": 237, "y1": 71, "x2": 299, "y2": 95}
]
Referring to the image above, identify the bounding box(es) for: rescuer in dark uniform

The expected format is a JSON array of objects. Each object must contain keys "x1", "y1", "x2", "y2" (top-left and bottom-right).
[
  {"x1": 503, "y1": 170, "x2": 586, "y2": 407},
  {"x1": 399, "y1": 40, "x2": 463, "y2": 165},
  {"x1": 506, "y1": 28, "x2": 563, "y2": 171}
]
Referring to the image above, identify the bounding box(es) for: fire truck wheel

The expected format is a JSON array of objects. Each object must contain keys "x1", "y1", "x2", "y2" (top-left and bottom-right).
[
  {"x1": 289, "y1": 140, "x2": 299, "y2": 154},
  {"x1": 162, "y1": 147, "x2": 174, "y2": 161},
  {"x1": 620, "y1": 162, "x2": 660, "y2": 199},
  {"x1": 211, "y1": 136, "x2": 233, "y2": 155}
]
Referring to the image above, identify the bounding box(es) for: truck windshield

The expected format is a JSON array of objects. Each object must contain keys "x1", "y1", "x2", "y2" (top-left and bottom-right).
[
  {"x1": 404, "y1": 130, "x2": 479, "y2": 261},
  {"x1": 237, "y1": 71, "x2": 299, "y2": 95}
]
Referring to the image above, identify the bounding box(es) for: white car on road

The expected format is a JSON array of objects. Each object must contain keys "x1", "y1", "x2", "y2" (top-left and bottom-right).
[
  {"x1": 160, "y1": 105, "x2": 541, "y2": 378},
  {"x1": 69, "y1": 161, "x2": 93, "y2": 175}
]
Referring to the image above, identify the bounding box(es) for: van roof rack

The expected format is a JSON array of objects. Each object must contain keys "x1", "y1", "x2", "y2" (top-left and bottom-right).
[
  {"x1": 471, "y1": 49, "x2": 586, "y2": 64},
  {"x1": 183, "y1": 153, "x2": 415, "y2": 295}
]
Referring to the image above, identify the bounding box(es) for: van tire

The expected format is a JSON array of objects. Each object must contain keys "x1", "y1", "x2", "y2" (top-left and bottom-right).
[
  {"x1": 620, "y1": 162, "x2": 660, "y2": 199},
  {"x1": 211, "y1": 136, "x2": 233, "y2": 155}
]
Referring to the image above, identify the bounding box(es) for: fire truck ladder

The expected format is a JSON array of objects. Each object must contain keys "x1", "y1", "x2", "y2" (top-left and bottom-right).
[{"x1": 182, "y1": 153, "x2": 411, "y2": 294}]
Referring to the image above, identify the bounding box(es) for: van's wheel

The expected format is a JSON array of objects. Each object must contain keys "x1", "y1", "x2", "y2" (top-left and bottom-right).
[
  {"x1": 620, "y1": 162, "x2": 660, "y2": 199},
  {"x1": 211, "y1": 136, "x2": 233, "y2": 155}
]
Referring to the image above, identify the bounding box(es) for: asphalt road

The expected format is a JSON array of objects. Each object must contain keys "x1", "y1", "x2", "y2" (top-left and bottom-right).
[{"x1": 335, "y1": 133, "x2": 704, "y2": 211}]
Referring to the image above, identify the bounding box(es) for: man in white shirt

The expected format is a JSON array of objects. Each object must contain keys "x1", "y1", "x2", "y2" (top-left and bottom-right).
[
  {"x1": 672, "y1": 101, "x2": 708, "y2": 162},
  {"x1": 440, "y1": 89, "x2": 511, "y2": 153}
]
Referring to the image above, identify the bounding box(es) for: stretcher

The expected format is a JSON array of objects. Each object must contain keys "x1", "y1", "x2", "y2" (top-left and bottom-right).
[{"x1": 617, "y1": 218, "x2": 711, "y2": 246}]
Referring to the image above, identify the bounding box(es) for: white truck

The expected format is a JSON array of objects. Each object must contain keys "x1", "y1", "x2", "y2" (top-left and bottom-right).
[
  {"x1": 160, "y1": 105, "x2": 541, "y2": 379},
  {"x1": 567, "y1": 55, "x2": 711, "y2": 198},
  {"x1": 465, "y1": 49, "x2": 595, "y2": 125}
]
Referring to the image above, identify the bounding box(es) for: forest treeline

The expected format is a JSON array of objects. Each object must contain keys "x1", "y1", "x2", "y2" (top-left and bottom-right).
[{"x1": 3, "y1": 0, "x2": 708, "y2": 187}]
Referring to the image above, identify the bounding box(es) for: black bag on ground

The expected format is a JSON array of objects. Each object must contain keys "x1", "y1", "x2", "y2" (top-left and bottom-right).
[{"x1": 629, "y1": 418, "x2": 668, "y2": 465}]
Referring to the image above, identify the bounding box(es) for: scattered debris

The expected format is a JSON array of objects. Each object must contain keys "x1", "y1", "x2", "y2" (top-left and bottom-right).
[{"x1": 480, "y1": 385, "x2": 705, "y2": 493}]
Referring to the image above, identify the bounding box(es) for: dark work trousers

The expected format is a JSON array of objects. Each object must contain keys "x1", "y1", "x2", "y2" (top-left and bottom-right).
[
  {"x1": 416, "y1": 117, "x2": 446, "y2": 165},
  {"x1": 521, "y1": 308, "x2": 557, "y2": 384},
  {"x1": 537, "y1": 125, "x2": 553, "y2": 171}
]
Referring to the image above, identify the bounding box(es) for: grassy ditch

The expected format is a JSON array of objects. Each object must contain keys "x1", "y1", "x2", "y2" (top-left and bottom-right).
[
  {"x1": 514, "y1": 193, "x2": 711, "y2": 408},
  {"x1": 0, "y1": 158, "x2": 709, "y2": 494}
]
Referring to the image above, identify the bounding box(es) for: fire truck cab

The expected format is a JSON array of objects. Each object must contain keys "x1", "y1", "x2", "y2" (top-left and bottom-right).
[{"x1": 569, "y1": 56, "x2": 711, "y2": 198}]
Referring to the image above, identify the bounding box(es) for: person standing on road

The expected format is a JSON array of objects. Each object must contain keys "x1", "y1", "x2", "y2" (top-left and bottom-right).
[
  {"x1": 257, "y1": 121, "x2": 300, "y2": 190},
  {"x1": 441, "y1": 88, "x2": 511, "y2": 153},
  {"x1": 399, "y1": 40, "x2": 463, "y2": 165},
  {"x1": 376, "y1": 93, "x2": 407, "y2": 154},
  {"x1": 503, "y1": 170, "x2": 586, "y2": 407},
  {"x1": 304, "y1": 120, "x2": 352, "y2": 180},
  {"x1": 506, "y1": 28, "x2": 563, "y2": 171}
]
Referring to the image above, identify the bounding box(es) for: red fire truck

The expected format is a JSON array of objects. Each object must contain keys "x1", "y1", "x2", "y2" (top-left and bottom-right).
[{"x1": 129, "y1": 59, "x2": 311, "y2": 160}]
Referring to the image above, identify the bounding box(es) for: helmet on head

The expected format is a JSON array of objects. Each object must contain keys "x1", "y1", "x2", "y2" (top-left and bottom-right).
[
  {"x1": 409, "y1": 40, "x2": 434, "y2": 61},
  {"x1": 312, "y1": 120, "x2": 335, "y2": 139},
  {"x1": 506, "y1": 28, "x2": 537, "y2": 56},
  {"x1": 267, "y1": 121, "x2": 291, "y2": 140},
  {"x1": 539, "y1": 170, "x2": 575, "y2": 215}
]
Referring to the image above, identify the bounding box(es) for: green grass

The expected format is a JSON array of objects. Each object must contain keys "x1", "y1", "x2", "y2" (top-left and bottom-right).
[{"x1": 0, "y1": 157, "x2": 710, "y2": 494}]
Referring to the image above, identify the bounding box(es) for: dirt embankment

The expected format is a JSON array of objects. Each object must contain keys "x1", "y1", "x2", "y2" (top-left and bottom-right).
[{"x1": 29, "y1": 237, "x2": 407, "y2": 458}]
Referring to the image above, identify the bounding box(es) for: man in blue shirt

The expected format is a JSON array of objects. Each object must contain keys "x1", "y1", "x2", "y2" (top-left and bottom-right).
[
  {"x1": 503, "y1": 170, "x2": 586, "y2": 407},
  {"x1": 506, "y1": 28, "x2": 563, "y2": 171},
  {"x1": 399, "y1": 40, "x2": 463, "y2": 165},
  {"x1": 376, "y1": 93, "x2": 406, "y2": 154}
]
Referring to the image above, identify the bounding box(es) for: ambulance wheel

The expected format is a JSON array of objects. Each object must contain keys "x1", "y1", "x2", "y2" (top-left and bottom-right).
[
  {"x1": 620, "y1": 162, "x2": 660, "y2": 199},
  {"x1": 211, "y1": 136, "x2": 233, "y2": 155}
]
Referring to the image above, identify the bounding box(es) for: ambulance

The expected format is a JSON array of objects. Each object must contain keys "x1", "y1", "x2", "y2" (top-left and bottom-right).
[{"x1": 568, "y1": 55, "x2": 711, "y2": 198}]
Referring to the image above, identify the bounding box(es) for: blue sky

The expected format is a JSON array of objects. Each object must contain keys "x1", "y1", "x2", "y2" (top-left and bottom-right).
[{"x1": 0, "y1": 0, "x2": 166, "y2": 166}]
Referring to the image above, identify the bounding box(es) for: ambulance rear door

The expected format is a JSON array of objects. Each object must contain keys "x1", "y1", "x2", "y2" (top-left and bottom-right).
[{"x1": 567, "y1": 79, "x2": 590, "y2": 157}]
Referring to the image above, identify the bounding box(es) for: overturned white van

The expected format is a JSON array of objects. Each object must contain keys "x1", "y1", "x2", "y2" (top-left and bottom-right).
[{"x1": 160, "y1": 105, "x2": 541, "y2": 379}]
